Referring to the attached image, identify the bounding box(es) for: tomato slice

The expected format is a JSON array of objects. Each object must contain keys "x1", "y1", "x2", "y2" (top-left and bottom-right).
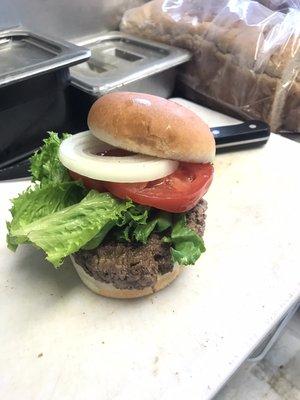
[
  {"x1": 69, "y1": 170, "x2": 106, "y2": 192},
  {"x1": 69, "y1": 163, "x2": 213, "y2": 213},
  {"x1": 103, "y1": 163, "x2": 213, "y2": 213}
]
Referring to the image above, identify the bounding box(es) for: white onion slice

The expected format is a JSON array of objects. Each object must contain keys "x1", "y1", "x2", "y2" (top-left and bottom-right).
[{"x1": 59, "y1": 131, "x2": 179, "y2": 183}]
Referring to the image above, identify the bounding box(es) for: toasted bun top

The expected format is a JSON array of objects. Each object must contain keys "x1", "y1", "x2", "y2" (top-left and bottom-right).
[{"x1": 88, "y1": 92, "x2": 215, "y2": 163}]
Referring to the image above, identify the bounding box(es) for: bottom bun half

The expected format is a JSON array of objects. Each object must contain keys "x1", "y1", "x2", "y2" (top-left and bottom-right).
[{"x1": 70, "y1": 255, "x2": 181, "y2": 299}]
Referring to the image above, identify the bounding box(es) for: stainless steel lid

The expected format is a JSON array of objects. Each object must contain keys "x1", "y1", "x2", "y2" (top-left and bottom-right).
[
  {"x1": 70, "y1": 32, "x2": 191, "y2": 95},
  {"x1": 0, "y1": 27, "x2": 91, "y2": 87}
]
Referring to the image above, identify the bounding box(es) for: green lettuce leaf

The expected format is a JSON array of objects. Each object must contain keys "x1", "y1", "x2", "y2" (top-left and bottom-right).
[
  {"x1": 81, "y1": 221, "x2": 115, "y2": 250},
  {"x1": 113, "y1": 206, "x2": 149, "y2": 242},
  {"x1": 82, "y1": 204, "x2": 149, "y2": 249},
  {"x1": 30, "y1": 132, "x2": 71, "y2": 185},
  {"x1": 111, "y1": 208, "x2": 172, "y2": 244},
  {"x1": 164, "y1": 214, "x2": 206, "y2": 265},
  {"x1": 9, "y1": 191, "x2": 133, "y2": 267},
  {"x1": 83, "y1": 208, "x2": 205, "y2": 266},
  {"x1": 7, "y1": 182, "x2": 85, "y2": 251},
  {"x1": 133, "y1": 212, "x2": 172, "y2": 244}
]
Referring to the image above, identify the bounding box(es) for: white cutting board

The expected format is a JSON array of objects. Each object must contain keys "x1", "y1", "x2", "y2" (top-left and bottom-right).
[
  {"x1": 0, "y1": 103, "x2": 300, "y2": 400},
  {"x1": 170, "y1": 97, "x2": 242, "y2": 127}
]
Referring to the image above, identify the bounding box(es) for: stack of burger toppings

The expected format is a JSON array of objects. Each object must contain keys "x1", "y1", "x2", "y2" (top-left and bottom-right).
[{"x1": 7, "y1": 92, "x2": 215, "y2": 299}]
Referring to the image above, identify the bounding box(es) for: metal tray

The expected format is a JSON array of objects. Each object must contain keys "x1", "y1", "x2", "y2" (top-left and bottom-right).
[
  {"x1": 0, "y1": 26, "x2": 90, "y2": 169},
  {"x1": 0, "y1": 26, "x2": 90, "y2": 87},
  {"x1": 70, "y1": 31, "x2": 190, "y2": 98}
]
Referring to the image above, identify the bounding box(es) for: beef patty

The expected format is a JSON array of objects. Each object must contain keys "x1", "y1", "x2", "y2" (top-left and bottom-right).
[{"x1": 74, "y1": 199, "x2": 207, "y2": 290}]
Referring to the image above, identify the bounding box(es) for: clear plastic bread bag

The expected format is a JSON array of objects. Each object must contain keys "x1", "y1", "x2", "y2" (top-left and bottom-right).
[
  {"x1": 256, "y1": 0, "x2": 299, "y2": 11},
  {"x1": 121, "y1": 0, "x2": 300, "y2": 133}
]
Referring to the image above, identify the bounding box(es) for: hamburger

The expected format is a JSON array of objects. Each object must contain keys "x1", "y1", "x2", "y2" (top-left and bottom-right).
[{"x1": 7, "y1": 92, "x2": 215, "y2": 299}]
